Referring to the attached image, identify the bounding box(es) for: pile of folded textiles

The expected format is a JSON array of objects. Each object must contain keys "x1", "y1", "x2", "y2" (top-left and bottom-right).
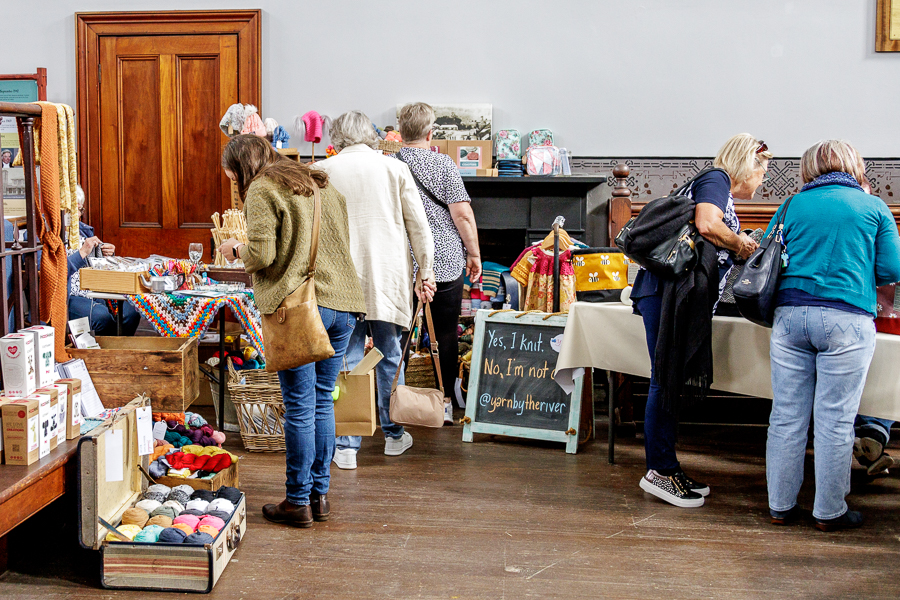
[
  {"x1": 107, "y1": 484, "x2": 242, "y2": 544},
  {"x1": 497, "y1": 159, "x2": 525, "y2": 177},
  {"x1": 153, "y1": 411, "x2": 226, "y2": 448},
  {"x1": 149, "y1": 444, "x2": 238, "y2": 480}
]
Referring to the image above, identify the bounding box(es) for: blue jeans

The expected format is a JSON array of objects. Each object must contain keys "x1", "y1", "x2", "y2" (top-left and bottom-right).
[
  {"x1": 278, "y1": 307, "x2": 355, "y2": 505},
  {"x1": 767, "y1": 306, "x2": 876, "y2": 520},
  {"x1": 855, "y1": 414, "x2": 893, "y2": 444},
  {"x1": 336, "y1": 318, "x2": 405, "y2": 451},
  {"x1": 69, "y1": 295, "x2": 141, "y2": 336},
  {"x1": 634, "y1": 293, "x2": 680, "y2": 473}
]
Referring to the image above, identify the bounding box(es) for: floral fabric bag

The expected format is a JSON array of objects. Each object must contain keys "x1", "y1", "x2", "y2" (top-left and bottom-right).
[
  {"x1": 528, "y1": 129, "x2": 554, "y2": 147},
  {"x1": 526, "y1": 145, "x2": 561, "y2": 176},
  {"x1": 494, "y1": 129, "x2": 522, "y2": 160}
]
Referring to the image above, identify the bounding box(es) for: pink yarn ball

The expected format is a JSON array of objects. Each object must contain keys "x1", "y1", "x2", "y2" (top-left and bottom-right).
[{"x1": 211, "y1": 431, "x2": 226, "y2": 447}]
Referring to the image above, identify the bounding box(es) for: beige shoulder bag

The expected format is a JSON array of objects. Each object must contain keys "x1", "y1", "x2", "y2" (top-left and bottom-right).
[
  {"x1": 389, "y1": 299, "x2": 445, "y2": 428},
  {"x1": 261, "y1": 185, "x2": 335, "y2": 372}
]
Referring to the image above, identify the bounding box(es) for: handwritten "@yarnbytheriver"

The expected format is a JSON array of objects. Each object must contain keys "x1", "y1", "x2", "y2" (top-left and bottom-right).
[{"x1": 479, "y1": 392, "x2": 566, "y2": 416}]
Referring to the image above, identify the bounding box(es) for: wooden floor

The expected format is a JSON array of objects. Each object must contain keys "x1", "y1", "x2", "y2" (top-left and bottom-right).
[{"x1": 2, "y1": 414, "x2": 900, "y2": 599}]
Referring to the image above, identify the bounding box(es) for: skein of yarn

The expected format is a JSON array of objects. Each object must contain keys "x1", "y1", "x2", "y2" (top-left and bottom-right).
[
  {"x1": 167, "y1": 489, "x2": 191, "y2": 507},
  {"x1": 179, "y1": 509, "x2": 205, "y2": 517},
  {"x1": 135, "y1": 499, "x2": 162, "y2": 513},
  {"x1": 198, "y1": 525, "x2": 220, "y2": 538},
  {"x1": 122, "y1": 507, "x2": 150, "y2": 528},
  {"x1": 191, "y1": 489, "x2": 216, "y2": 502},
  {"x1": 173, "y1": 484, "x2": 195, "y2": 497},
  {"x1": 174, "y1": 514, "x2": 201, "y2": 531},
  {"x1": 216, "y1": 486, "x2": 242, "y2": 504},
  {"x1": 134, "y1": 524, "x2": 165, "y2": 543},
  {"x1": 106, "y1": 524, "x2": 143, "y2": 541},
  {"x1": 162, "y1": 500, "x2": 184, "y2": 515},
  {"x1": 146, "y1": 515, "x2": 173, "y2": 528},
  {"x1": 206, "y1": 510, "x2": 231, "y2": 521},
  {"x1": 207, "y1": 498, "x2": 235, "y2": 515},
  {"x1": 150, "y1": 506, "x2": 177, "y2": 521},
  {"x1": 186, "y1": 499, "x2": 210, "y2": 513},
  {"x1": 158, "y1": 527, "x2": 188, "y2": 543},
  {"x1": 184, "y1": 531, "x2": 215, "y2": 545},
  {"x1": 172, "y1": 522, "x2": 195, "y2": 536},
  {"x1": 147, "y1": 484, "x2": 172, "y2": 496},
  {"x1": 198, "y1": 515, "x2": 225, "y2": 532}
]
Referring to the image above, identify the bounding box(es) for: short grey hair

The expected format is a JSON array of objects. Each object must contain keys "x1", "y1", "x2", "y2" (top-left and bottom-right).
[{"x1": 330, "y1": 110, "x2": 379, "y2": 152}]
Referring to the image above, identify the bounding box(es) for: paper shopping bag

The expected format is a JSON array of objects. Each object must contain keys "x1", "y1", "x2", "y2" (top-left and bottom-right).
[{"x1": 335, "y1": 370, "x2": 377, "y2": 436}]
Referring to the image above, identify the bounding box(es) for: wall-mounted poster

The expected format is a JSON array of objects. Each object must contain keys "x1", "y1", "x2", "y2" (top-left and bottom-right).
[
  {"x1": 397, "y1": 103, "x2": 491, "y2": 141},
  {"x1": 0, "y1": 79, "x2": 39, "y2": 205},
  {"x1": 877, "y1": 0, "x2": 900, "y2": 51}
]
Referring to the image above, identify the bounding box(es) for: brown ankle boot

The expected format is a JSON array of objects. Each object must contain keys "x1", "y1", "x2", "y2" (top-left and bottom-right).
[
  {"x1": 262, "y1": 500, "x2": 313, "y2": 528},
  {"x1": 310, "y1": 493, "x2": 330, "y2": 521}
]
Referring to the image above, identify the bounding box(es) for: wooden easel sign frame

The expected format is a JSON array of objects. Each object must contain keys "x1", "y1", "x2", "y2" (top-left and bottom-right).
[{"x1": 462, "y1": 310, "x2": 583, "y2": 454}]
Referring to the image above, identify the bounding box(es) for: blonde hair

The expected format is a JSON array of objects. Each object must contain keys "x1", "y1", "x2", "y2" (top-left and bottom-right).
[
  {"x1": 398, "y1": 102, "x2": 435, "y2": 143},
  {"x1": 713, "y1": 133, "x2": 773, "y2": 185},
  {"x1": 800, "y1": 140, "x2": 866, "y2": 184}
]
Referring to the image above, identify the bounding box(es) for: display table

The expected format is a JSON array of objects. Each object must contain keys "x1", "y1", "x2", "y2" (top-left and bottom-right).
[
  {"x1": 83, "y1": 291, "x2": 128, "y2": 336},
  {"x1": 555, "y1": 303, "x2": 900, "y2": 451}
]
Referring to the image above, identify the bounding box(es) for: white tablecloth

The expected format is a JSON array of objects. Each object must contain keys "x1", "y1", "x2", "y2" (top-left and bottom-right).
[{"x1": 554, "y1": 302, "x2": 900, "y2": 421}]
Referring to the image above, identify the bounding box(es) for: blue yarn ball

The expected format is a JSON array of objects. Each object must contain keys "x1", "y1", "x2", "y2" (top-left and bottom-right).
[{"x1": 158, "y1": 527, "x2": 188, "y2": 543}]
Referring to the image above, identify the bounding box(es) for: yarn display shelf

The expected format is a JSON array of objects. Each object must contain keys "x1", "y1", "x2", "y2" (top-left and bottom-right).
[
  {"x1": 227, "y1": 359, "x2": 287, "y2": 452},
  {"x1": 154, "y1": 460, "x2": 240, "y2": 492}
]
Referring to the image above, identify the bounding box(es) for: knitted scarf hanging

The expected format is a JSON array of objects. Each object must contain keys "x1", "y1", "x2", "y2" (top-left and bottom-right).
[
  {"x1": 34, "y1": 102, "x2": 70, "y2": 360},
  {"x1": 55, "y1": 104, "x2": 79, "y2": 249}
]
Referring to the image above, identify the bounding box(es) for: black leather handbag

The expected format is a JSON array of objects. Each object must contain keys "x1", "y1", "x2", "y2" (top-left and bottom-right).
[
  {"x1": 733, "y1": 196, "x2": 794, "y2": 327},
  {"x1": 615, "y1": 168, "x2": 721, "y2": 280}
]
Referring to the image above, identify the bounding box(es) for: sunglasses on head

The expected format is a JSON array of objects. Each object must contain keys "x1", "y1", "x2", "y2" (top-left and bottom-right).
[{"x1": 756, "y1": 140, "x2": 768, "y2": 154}]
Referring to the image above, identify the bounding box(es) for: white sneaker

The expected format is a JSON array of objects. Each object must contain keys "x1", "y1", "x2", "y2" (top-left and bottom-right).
[
  {"x1": 332, "y1": 448, "x2": 357, "y2": 470},
  {"x1": 443, "y1": 402, "x2": 454, "y2": 425},
  {"x1": 384, "y1": 432, "x2": 413, "y2": 456}
]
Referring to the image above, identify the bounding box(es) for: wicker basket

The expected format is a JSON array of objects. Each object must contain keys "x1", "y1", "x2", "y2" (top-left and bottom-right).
[
  {"x1": 227, "y1": 360, "x2": 286, "y2": 452},
  {"x1": 405, "y1": 352, "x2": 437, "y2": 389},
  {"x1": 378, "y1": 139, "x2": 402, "y2": 154}
]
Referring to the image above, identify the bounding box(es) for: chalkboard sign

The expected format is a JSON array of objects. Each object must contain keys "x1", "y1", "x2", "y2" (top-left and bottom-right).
[{"x1": 462, "y1": 310, "x2": 583, "y2": 453}]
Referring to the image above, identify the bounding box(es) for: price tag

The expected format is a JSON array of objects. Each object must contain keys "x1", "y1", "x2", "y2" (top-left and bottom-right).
[{"x1": 136, "y1": 406, "x2": 153, "y2": 456}]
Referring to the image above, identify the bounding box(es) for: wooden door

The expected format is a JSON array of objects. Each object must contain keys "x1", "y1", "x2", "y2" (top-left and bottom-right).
[{"x1": 76, "y1": 11, "x2": 260, "y2": 261}]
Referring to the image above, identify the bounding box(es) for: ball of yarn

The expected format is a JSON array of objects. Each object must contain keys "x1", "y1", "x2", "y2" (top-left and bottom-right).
[
  {"x1": 206, "y1": 510, "x2": 231, "y2": 521},
  {"x1": 158, "y1": 527, "x2": 188, "y2": 543},
  {"x1": 198, "y1": 525, "x2": 220, "y2": 538},
  {"x1": 173, "y1": 484, "x2": 195, "y2": 496},
  {"x1": 216, "y1": 486, "x2": 242, "y2": 504},
  {"x1": 190, "y1": 489, "x2": 216, "y2": 502},
  {"x1": 149, "y1": 460, "x2": 168, "y2": 479},
  {"x1": 186, "y1": 499, "x2": 209, "y2": 513},
  {"x1": 172, "y1": 522, "x2": 195, "y2": 536},
  {"x1": 146, "y1": 515, "x2": 173, "y2": 528},
  {"x1": 163, "y1": 500, "x2": 184, "y2": 515},
  {"x1": 174, "y1": 514, "x2": 201, "y2": 531},
  {"x1": 207, "y1": 498, "x2": 235, "y2": 514},
  {"x1": 150, "y1": 506, "x2": 177, "y2": 521},
  {"x1": 142, "y1": 491, "x2": 166, "y2": 504},
  {"x1": 179, "y1": 509, "x2": 206, "y2": 517},
  {"x1": 147, "y1": 483, "x2": 171, "y2": 496},
  {"x1": 211, "y1": 431, "x2": 226, "y2": 446},
  {"x1": 133, "y1": 524, "x2": 164, "y2": 543},
  {"x1": 167, "y1": 489, "x2": 190, "y2": 506},
  {"x1": 198, "y1": 515, "x2": 225, "y2": 532},
  {"x1": 121, "y1": 507, "x2": 149, "y2": 528},
  {"x1": 106, "y1": 524, "x2": 142, "y2": 541},
  {"x1": 135, "y1": 499, "x2": 161, "y2": 513},
  {"x1": 184, "y1": 531, "x2": 215, "y2": 545}
]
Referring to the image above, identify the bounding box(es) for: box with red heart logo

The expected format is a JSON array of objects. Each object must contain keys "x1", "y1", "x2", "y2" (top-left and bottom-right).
[
  {"x1": 0, "y1": 333, "x2": 36, "y2": 398},
  {"x1": 2, "y1": 396, "x2": 40, "y2": 465},
  {"x1": 22, "y1": 326, "x2": 55, "y2": 388}
]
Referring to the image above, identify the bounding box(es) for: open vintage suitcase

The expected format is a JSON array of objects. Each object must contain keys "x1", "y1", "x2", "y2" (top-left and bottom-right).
[{"x1": 78, "y1": 396, "x2": 247, "y2": 593}]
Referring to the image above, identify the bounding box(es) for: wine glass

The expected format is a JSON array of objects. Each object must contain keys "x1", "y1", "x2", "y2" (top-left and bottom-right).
[{"x1": 189, "y1": 243, "x2": 203, "y2": 265}]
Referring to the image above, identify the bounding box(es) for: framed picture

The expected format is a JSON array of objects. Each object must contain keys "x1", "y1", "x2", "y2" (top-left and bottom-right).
[
  {"x1": 397, "y1": 103, "x2": 491, "y2": 141},
  {"x1": 877, "y1": 0, "x2": 900, "y2": 51},
  {"x1": 0, "y1": 69, "x2": 44, "y2": 204}
]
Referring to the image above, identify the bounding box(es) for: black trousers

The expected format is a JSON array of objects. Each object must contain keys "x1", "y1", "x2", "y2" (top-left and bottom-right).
[{"x1": 422, "y1": 271, "x2": 465, "y2": 404}]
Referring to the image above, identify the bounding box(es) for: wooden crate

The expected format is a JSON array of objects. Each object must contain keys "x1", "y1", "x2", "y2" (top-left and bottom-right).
[
  {"x1": 79, "y1": 269, "x2": 149, "y2": 294},
  {"x1": 154, "y1": 460, "x2": 239, "y2": 491},
  {"x1": 68, "y1": 337, "x2": 199, "y2": 411}
]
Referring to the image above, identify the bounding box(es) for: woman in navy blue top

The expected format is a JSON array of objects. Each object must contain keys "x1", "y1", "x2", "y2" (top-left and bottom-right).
[{"x1": 631, "y1": 133, "x2": 770, "y2": 508}]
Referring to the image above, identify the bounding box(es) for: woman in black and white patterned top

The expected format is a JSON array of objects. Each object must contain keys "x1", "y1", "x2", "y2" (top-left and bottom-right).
[{"x1": 397, "y1": 102, "x2": 482, "y2": 423}]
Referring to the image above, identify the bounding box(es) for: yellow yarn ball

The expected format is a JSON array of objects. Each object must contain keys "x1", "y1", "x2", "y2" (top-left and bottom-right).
[{"x1": 106, "y1": 524, "x2": 143, "y2": 541}]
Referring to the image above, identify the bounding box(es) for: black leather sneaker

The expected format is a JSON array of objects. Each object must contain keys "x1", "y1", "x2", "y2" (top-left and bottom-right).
[{"x1": 639, "y1": 470, "x2": 705, "y2": 508}]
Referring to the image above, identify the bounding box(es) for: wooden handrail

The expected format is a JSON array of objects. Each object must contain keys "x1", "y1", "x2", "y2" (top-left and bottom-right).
[{"x1": 0, "y1": 102, "x2": 42, "y2": 116}]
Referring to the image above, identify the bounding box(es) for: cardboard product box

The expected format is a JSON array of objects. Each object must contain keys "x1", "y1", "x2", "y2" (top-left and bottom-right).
[
  {"x1": 2, "y1": 397, "x2": 40, "y2": 465},
  {"x1": 37, "y1": 386, "x2": 67, "y2": 445},
  {"x1": 79, "y1": 269, "x2": 150, "y2": 295},
  {"x1": 78, "y1": 397, "x2": 247, "y2": 592},
  {"x1": 447, "y1": 140, "x2": 492, "y2": 176},
  {"x1": 57, "y1": 378, "x2": 83, "y2": 439},
  {"x1": 0, "y1": 333, "x2": 36, "y2": 397},
  {"x1": 31, "y1": 392, "x2": 58, "y2": 456},
  {"x1": 429, "y1": 139, "x2": 448, "y2": 155},
  {"x1": 0, "y1": 397, "x2": 15, "y2": 462},
  {"x1": 22, "y1": 326, "x2": 55, "y2": 388}
]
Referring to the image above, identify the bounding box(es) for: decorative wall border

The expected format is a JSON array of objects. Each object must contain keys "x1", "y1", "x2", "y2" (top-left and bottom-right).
[{"x1": 571, "y1": 157, "x2": 900, "y2": 204}]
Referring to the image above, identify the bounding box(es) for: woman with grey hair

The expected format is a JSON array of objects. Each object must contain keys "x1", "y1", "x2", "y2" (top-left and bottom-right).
[
  {"x1": 396, "y1": 102, "x2": 481, "y2": 425},
  {"x1": 316, "y1": 110, "x2": 436, "y2": 469},
  {"x1": 766, "y1": 140, "x2": 900, "y2": 531}
]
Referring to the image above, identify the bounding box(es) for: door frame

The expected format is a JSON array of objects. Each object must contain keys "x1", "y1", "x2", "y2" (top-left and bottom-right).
[{"x1": 75, "y1": 10, "x2": 261, "y2": 236}]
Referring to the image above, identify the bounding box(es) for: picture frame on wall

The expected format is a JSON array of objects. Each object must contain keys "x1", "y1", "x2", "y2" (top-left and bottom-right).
[
  {"x1": 877, "y1": 0, "x2": 900, "y2": 51},
  {"x1": 397, "y1": 103, "x2": 491, "y2": 141},
  {"x1": 0, "y1": 69, "x2": 45, "y2": 209}
]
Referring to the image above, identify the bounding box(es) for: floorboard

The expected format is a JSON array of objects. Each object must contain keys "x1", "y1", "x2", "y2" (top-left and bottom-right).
[{"x1": 1, "y1": 415, "x2": 899, "y2": 599}]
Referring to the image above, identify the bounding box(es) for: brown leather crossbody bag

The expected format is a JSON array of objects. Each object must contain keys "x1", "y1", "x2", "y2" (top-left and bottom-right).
[{"x1": 389, "y1": 298, "x2": 445, "y2": 428}]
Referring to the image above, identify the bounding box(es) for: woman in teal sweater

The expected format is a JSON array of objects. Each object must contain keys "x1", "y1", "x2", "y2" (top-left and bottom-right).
[{"x1": 766, "y1": 140, "x2": 900, "y2": 532}]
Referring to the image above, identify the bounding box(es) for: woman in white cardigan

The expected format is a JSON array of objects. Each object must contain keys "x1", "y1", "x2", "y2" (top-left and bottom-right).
[{"x1": 315, "y1": 110, "x2": 436, "y2": 468}]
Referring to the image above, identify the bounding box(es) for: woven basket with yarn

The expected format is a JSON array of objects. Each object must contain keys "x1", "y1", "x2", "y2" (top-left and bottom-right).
[
  {"x1": 405, "y1": 352, "x2": 437, "y2": 389},
  {"x1": 227, "y1": 359, "x2": 286, "y2": 452},
  {"x1": 378, "y1": 139, "x2": 402, "y2": 154}
]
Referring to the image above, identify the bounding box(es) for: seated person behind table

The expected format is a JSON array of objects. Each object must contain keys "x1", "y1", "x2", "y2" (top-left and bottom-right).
[{"x1": 67, "y1": 185, "x2": 140, "y2": 336}]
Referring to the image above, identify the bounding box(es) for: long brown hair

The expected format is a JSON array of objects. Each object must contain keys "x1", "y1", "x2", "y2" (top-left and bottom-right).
[{"x1": 221, "y1": 134, "x2": 328, "y2": 200}]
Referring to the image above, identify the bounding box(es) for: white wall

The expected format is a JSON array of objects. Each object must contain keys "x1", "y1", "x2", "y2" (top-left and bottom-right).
[{"x1": 5, "y1": 0, "x2": 897, "y2": 158}]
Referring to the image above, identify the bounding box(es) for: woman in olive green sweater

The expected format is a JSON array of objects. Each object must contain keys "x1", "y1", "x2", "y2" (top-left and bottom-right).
[{"x1": 219, "y1": 135, "x2": 366, "y2": 529}]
